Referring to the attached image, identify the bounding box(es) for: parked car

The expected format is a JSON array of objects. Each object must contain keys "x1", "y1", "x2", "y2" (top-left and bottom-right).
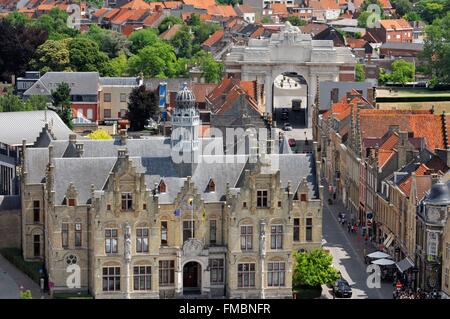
[
  {"x1": 333, "y1": 279, "x2": 352, "y2": 298},
  {"x1": 283, "y1": 122, "x2": 293, "y2": 131},
  {"x1": 288, "y1": 138, "x2": 296, "y2": 147}
]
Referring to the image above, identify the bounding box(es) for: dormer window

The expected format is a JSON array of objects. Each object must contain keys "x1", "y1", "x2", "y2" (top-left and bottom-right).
[
  {"x1": 207, "y1": 179, "x2": 215, "y2": 192},
  {"x1": 68, "y1": 198, "x2": 76, "y2": 207},
  {"x1": 158, "y1": 180, "x2": 166, "y2": 193}
]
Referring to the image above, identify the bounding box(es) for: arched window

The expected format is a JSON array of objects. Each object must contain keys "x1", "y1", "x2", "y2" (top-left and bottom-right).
[{"x1": 158, "y1": 179, "x2": 166, "y2": 193}]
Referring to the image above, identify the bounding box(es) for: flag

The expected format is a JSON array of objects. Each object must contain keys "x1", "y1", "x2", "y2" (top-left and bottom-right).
[
  {"x1": 174, "y1": 208, "x2": 181, "y2": 217},
  {"x1": 202, "y1": 206, "x2": 206, "y2": 222}
]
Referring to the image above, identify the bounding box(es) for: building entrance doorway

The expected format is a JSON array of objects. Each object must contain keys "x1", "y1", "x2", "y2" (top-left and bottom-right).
[{"x1": 183, "y1": 261, "x2": 201, "y2": 294}]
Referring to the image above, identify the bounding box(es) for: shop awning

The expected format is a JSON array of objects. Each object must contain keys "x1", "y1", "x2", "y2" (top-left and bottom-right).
[
  {"x1": 383, "y1": 233, "x2": 395, "y2": 248},
  {"x1": 396, "y1": 257, "x2": 414, "y2": 273}
]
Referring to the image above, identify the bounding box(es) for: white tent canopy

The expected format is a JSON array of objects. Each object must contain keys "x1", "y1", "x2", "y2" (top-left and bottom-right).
[
  {"x1": 372, "y1": 258, "x2": 396, "y2": 266},
  {"x1": 367, "y1": 251, "x2": 393, "y2": 259}
]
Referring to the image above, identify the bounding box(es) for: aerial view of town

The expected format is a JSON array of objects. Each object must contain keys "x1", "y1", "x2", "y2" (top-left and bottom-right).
[{"x1": 0, "y1": 0, "x2": 450, "y2": 306}]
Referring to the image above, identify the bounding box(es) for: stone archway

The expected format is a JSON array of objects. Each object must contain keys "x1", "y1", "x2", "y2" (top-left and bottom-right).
[{"x1": 224, "y1": 21, "x2": 356, "y2": 123}]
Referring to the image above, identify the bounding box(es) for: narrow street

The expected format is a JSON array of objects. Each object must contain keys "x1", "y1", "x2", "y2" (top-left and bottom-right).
[
  {"x1": 0, "y1": 254, "x2": 44, "y2": 299},
  {"x1": 321, "y1": 188, "x2": 393, "y2": 299}
]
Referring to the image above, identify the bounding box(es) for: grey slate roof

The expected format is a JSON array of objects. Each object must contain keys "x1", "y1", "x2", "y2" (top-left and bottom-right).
[
  {"x1": 380, "y1": 42, "x2": 424, "y2": 51},
  {"x1": 0, "y1": 195, "x2": 21, "y2": 210},
  {"x1": 100, "y1": 77, "x2": 141, "y2": 86},
  {"x1": 53, "y1": 157, "x2": 117, "y2": 205},
  {"x1": 0, "y1": 110, "x2": 74, "y2": 146},
  {"x1": 23, "y1": 72, "x2": 99, "y2": 96},
  {"x1": 27, "y1": 135, "x2": 319, "y2": 205},
  {"x1": 144, "y1": 78, "x2": 190, "y2": 92}
]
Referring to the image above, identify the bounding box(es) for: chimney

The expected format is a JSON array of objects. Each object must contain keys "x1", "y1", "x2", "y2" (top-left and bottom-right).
[
  {"x1": 367, "y1": 87, "x2": 374, "y2": 106},
  {"x1": 119, "y1": 129, "x2": 127, "y2": 145},
  {"x1": 388, "y1": 125, "x2": 400, "y2": 133},
  {"x1": 397, "y1": 131, "x2": 409, "y2": 168},
  {"x1": 69, "y1": 133, "x2": 77, "y2": 144}
]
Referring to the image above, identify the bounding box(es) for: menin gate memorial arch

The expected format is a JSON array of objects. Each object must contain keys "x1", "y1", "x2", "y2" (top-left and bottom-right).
[{"x1": 224, "y1": 22, "x2": 356, "y2": 127}]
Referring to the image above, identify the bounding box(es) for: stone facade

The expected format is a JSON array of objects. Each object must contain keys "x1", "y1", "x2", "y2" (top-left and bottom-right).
[
  {"x1": 20, "y1": 86, "x2": 323, "y2": 299},
  {"x1": 224, "y1": 21, "x2": 356, "y2": 126}
]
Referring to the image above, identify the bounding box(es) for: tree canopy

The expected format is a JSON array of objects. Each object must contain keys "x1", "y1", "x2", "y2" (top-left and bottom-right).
[
  {"x1": 128, "y1": 28, "x2": 159, "y2": 54},
  {"x1": 379, "y1": 59, "x2": 415, "y2": 84},
  {"x1": 419, "y1": 12, "x2": 450, "y2": 85},
  {"x1": 293, "y1": 249, "x2": 340, "y2": 287},
  {"x1": 127, "y1": 85, "x2": 158, "y2": 131},
  {"x1": 355, "y1": 63, "x2": 366, "y2": 82},
  {"x1": 51, "y1": 82, "x2": 73, "y2": 129},
  {"x1": 86, "y1": 129, "x2": 113, "y2": 140},
  {"x1": 30, "y1": 39, "x2": 71, "y2": 73},
  {"x1": 0, "y1": 18, "x2": 48, "y2": 82}
]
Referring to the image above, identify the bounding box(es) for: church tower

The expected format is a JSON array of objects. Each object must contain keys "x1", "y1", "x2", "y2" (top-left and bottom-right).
[{"x1": 171, "y1": 83, "x2": 200, "y2": 176}]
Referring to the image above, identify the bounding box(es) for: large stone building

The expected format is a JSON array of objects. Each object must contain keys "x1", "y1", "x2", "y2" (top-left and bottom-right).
[
  {"x1": 224, "y1": 21, "x2": 356, "y2": 126},
  {"x1": 21, "y1": 85, "x2": 323, "y2": 298}
]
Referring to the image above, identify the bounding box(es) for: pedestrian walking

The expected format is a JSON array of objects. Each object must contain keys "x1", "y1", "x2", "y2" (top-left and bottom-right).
[{"x1": 347, "y1": 223, "x2": 351, "y2": 233}]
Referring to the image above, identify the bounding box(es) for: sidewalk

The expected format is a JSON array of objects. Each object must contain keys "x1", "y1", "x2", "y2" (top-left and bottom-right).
[
  {"x1": 0, "y1": 254, "x2": 47, "y2": 299},
  {"x1": 324, "y1": 184, "x2": 379, "y2": 262}
]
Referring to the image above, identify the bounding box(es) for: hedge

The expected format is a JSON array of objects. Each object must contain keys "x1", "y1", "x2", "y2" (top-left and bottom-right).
[{"x1": 0, "y1": 247, "x2": 43, "y2": 284}]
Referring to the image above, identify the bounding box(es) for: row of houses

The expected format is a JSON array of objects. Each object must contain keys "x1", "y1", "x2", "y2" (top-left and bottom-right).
[{"x1": 315, "y1": 87, "x2": 450, "y2": 298}]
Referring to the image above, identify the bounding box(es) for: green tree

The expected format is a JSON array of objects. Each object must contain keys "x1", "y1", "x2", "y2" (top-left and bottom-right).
[
  {"x1": 379, "y1": 59, "x2": 415, "y2": 84},
  {"x1": 171, "y1": 28, "x2": 193, "y2": 58},
  {"x1": 128, "y1": 28, "x2": 159, "y2": 54},
  {"x1": 415, "y1": 0, "x2": 449, "y2": 24},
  {"x1": 285, "y1": 15, "x2": 306, "y2": 27},
  {"x1": 127, "y1": 85, "x2": 158, "y2": 131},
  {"x1": 191, "y1": 51, "x2": 223, "y2": 83},
  {"x1": 86, "y1": 129, "x2": 113, "y2": 140},
  {"x1": 5, "y1": 12, "x2": 30, "y2": 26},
  {"x1": 261, "y1": 16, "x2": 270, "y2": 23},
  {"x1": 405, "y1": 11, "x2": 420, "y2": 22},
  {"x1": 391, "y1": 0, "x2": 413, "y2": 17},
  {"x1": 0, "y1": 93, "x2": 30, "y2": 112},
  {"x1": 51, "y1": 82, "x2": 73, "y2": 129},
  {"x1": 84, "y1": 25, "x2": 129, "y2": 58},
  {"x1": 30, "y1": 39, "x2": 71, "y2": 73},
  {"x1": 68, "y1": 37, "x2": 110, "y2": 75},
  {"x1": 0, "y1": 19, "x2": 48, "y2": 82},
  {"x1": 109, "y1": 52, "x2": 128, "y2": 76},
  {"x1": 158, "y1": 16, "x2": 183, "y2": 34},
  {"x1": 187, "y1": 13, "x2": 201, "y2": 26},
  {"x1": 25, "y1": 95, "x2": 50, "y2": 110},
  {"x1": 127, "y1": 42, "x2": 178, "y2": 77},
  {"x1": 32, "y1": 8, "x2": 78, "y2": 40},
  {"x1": 419, "y1": 12, "x2": 450, "y2": 85},
  {"x1": 293, "y1": 249, "x2": 340, "y2": 288},
  {"x1": 357, "y1": 11, "x2": 372, "y2": 28},
  {"x1": 355, "y1": 63, "x2": 366, "y2": 82}
]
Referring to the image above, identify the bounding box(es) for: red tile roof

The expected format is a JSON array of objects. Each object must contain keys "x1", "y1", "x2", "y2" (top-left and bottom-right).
[
  {"x1": 190, "y1": 83, "x2": 217, "y2": 103},
  {"x1": 143, "y1": 11, "x2": 163, "y2": 26},
  {"x1": 182, "y1": 0, "x2": 215, "y2": 10},
  {"x1": 399, "y1": 164, "x2": 430, "y2": 195},
  {"x1": 379, "y1": 19, "x2": 412, "y2": 31},
  {"x1": 202, "y1": 30, "x2": 224, "y2": 47},
  {"x1": 92, "y1": 7, "x2": 109, "y2": 18},
  {"x1": 207, "y1": 5, "x2": 237, "y2": 17},
  {"x1": 271, "y1": 3, "x2": 288, "y2": 15},
  {"x1": 120, "y1": 0, "x2": 150, "y2": 10},
  {"x1": 159, "y1": 24, "x2": 183, "y2": 40},
  {"x1": 346, "y1": 38, "x2": 366, "y2": 49},
  {"x1": 358, "y1": 110, "x2": 447, "y2": 151},
  {"x1": 309, "y1": 0, "x2": 340, "y2": 10}
]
